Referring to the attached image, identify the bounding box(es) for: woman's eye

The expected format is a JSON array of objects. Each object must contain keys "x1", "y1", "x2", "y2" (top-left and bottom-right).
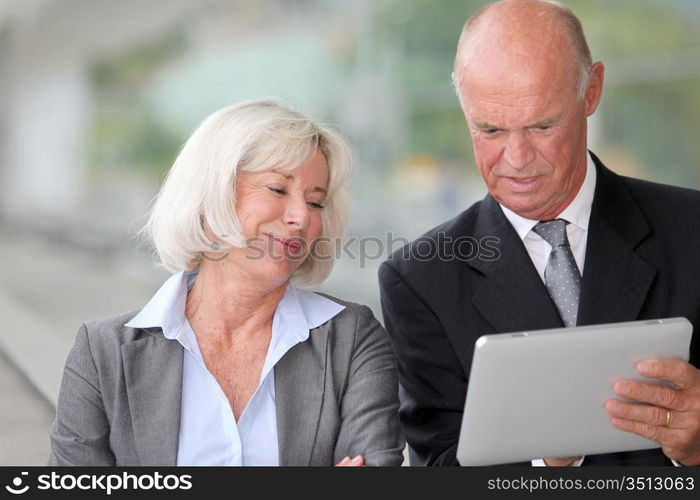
[
  {"x1": 308, "y1": 201, "x2": 325, "y2": 209},
  {"x1": 268, "y1": 186, "x2": 286, "y2": 194}
]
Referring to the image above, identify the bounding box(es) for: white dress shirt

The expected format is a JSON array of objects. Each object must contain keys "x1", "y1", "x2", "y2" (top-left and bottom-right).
[
  {"x1": 499, "y1": 153, "x2": 596, "y2": 283},
  {"x1": 500, "y1": 154, "x2": 596, "y2": 467},
  {"x1": 125, "y1": 270, "x2": 345, "y2": 466}
]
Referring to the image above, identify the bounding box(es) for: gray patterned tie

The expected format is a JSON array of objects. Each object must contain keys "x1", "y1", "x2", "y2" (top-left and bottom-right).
[{"x1": 532, "y1": 219, "x2": 581, "y2": 327}]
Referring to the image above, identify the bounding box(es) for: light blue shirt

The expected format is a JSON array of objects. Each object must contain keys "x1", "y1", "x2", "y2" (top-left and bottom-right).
[{"x1": 125, "y1": 271, "x2": 345, "y2": 465}]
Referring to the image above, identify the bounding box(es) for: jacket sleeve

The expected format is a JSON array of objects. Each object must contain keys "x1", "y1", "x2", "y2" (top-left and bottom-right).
[
  {"x1": 48, "y1": 323, "x2": 116, "y2": 466},
  {"x1": 379, "y1": 261, "x2": 467, "y2": 466},
  {"x1": 332, "y1": 306, "x2": 405, "y2": 466}
]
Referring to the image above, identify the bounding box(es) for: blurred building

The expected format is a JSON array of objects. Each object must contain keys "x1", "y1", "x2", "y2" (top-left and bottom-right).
[{"x1": 0, "y1": 0, "x2": 698, "y2": 464}]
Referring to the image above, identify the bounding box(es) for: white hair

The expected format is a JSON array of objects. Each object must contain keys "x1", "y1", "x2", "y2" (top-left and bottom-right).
[{"x1": 142, "y1": 99, "x2": 351, "y2": 288}]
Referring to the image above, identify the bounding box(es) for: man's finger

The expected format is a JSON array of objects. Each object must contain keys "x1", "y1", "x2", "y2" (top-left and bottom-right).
[
  {"x1": 636, "y1": 359, "x2": 697, "y2": 389},
  {"x1": 609, "y1": 417, "x2": 680, "y2": 447},
  {"x1": 605, "y1": 400, "x2": 684, "y2": 428},
  {"x1": 613, "y1": 380, "x2": 688, "y2": 411}
]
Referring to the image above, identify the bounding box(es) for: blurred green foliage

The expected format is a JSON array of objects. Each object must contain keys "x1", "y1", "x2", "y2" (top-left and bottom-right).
[
  {"x1": 86, "y1": 0, "x2": 700, "y2": 187},
  {"x1": 88, "y1": 28, "x2": 187, "y2": 180}
]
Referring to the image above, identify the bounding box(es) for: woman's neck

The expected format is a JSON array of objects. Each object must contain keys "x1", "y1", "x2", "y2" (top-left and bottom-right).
[{"x1": 185, "y1": 263, "x2": 288, "y2": 342}]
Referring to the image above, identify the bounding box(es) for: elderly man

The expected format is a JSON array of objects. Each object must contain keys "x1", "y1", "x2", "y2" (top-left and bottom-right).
[{"x1": 379, "y1": 0, "x2": 700, "y2": 466}]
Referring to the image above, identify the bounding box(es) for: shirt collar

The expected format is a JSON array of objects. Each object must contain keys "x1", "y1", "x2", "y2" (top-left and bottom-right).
[
  {"x1": 499, "y1": 152, "x2": 597, "y2": 241},
  {"x1": 125, "y1": 271, "x2": 345, "y2": 344},
  {"x1": 125, "y1": 270, "x2": 195, "y2": 336},
  {"x1": 261, "y1": 286, "x2": 345, "y2": 377}
]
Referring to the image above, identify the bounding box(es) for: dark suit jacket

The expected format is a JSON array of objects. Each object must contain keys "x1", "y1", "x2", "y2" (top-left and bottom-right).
[{"x1": 379, "y1": 154, "x2": 700, "y2": 466}]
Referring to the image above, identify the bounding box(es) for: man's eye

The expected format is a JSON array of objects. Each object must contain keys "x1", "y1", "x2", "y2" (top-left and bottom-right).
[
  {"x1": 268, "y1": 186, "x2": 286, "y2": 194},
  {"x1": 537, "y1": 126, "x2": 552, "y2": 131}
]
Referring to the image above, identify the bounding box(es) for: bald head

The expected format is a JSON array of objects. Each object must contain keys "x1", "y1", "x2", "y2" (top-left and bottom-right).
[
  {"x1": 451, "y1": 0, "x2": 605, "y2": 220},
  {"x1": 453, "y1": 0, "x2": 592, "y2": 99}
]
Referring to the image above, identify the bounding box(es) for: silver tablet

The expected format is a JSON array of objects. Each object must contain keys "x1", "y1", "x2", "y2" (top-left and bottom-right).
[{"x1": 457, "y1": 317, "x2": 693, "y2": 466}]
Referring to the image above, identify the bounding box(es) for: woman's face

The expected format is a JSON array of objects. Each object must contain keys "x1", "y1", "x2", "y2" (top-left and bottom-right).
[{"x1": 227, "y1": 149, "x2": 329, "y2": 286}]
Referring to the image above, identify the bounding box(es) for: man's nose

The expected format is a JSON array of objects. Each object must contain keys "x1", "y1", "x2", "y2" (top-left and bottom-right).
[{"x1": 503, "y1": 131, "x2": 536, "y2": 170}]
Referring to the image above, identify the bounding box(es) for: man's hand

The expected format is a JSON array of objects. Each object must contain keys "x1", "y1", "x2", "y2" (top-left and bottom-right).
[
  {"x1": 335, "y1": 455, "x2": 365, "y2": 466},
  {"x1": 605, "y1": 359, "x2": 700, "y2": 466},
  {"x1": 543, "y1": 456, "x2": 582, "y2": 467}
]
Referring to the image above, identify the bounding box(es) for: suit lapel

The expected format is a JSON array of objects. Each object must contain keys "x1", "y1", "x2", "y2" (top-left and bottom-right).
[
  {"x1": 275, "y1": 324, "x2": 328, "y2": 466},
  {"x1": 577, "y1": 158, "x2": 656, "y2": 325},
  {"x1": 122, "y1": 331, "x2": 183, "y2": 466},
  {"x1": 467, "y1": 195, "x2": 564, "y2": 332},
  {"x1": 466, "y1": 157, "x2": 656, "y2": 331}
]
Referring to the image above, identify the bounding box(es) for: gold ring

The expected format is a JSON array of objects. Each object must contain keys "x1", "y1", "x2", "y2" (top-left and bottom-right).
[{"x1": 665, "y1": 410, "x2": 671, "y2": 427}]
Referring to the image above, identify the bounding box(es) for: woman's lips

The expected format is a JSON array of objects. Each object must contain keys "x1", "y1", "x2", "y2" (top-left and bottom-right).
[{"x1": 266, "y1": 234, "x2": 303, "y2": 255}]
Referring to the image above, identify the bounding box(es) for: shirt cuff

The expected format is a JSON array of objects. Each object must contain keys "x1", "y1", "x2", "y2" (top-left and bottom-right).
[{"x1": 532, "y1": 456, "x2": 585, "y2": 467}]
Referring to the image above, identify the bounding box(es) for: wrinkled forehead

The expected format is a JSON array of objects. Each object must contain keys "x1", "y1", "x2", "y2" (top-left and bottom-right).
[
  {"x1": 457, "y1": 42, "x2": 578, "y2": 119},
  {"x1": 457, "y1": 60, "x2": 579, "y2": 131},
  {"x1": 464, "y1": 56, "x2": 572, "y2": 100}
]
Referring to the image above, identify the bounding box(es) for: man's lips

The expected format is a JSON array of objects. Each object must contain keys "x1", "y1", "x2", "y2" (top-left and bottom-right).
[
  {"x1": 502, "y1": 175, "x2": 544, "y2": 193},
  {"x1": 505, "y1": 175, "x2": 541, "y2": 182}
]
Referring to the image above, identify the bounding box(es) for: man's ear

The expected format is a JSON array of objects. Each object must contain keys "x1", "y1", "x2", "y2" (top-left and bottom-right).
[{"x1": 585, "y1": 61, "x2": 605, "y2": 116}]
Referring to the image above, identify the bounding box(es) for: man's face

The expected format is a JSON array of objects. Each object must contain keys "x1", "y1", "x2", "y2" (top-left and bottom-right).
[{"x1": 456, "y1": 50, "x2": 603, "y2": 221}]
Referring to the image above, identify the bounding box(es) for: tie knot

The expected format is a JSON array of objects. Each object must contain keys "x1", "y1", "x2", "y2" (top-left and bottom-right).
[{"x1": 532, "y1": 219, "x2": 570, "y2": 247}]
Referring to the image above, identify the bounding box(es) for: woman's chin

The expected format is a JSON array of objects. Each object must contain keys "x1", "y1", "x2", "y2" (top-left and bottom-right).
[{"x1": 249, "y1": 260, "x2": 303, "y2": 285}]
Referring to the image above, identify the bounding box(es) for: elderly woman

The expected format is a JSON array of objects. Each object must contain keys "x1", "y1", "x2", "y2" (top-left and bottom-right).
[{"x1": 49, "y1": 100, "x2": 404, "y2": 466}]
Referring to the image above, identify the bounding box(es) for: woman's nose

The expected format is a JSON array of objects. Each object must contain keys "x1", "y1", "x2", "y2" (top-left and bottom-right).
[{"x1": 283, "y1": 195, "x2": 310, "y2": 230}]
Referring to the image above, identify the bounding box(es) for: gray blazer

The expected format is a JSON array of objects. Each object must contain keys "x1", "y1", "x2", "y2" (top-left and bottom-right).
[{"x1": 48, "y1": 298, "x2": 404, "y2": 466}]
